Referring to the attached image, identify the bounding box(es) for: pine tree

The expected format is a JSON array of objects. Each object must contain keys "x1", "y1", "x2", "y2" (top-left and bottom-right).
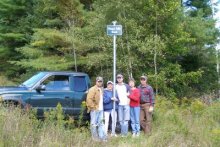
[
  {"x1": 0, "y1": 0, "x2": 34, "y2": 77},
  {"x1": 2, "y1": 0, "x2": 218, "y2": 98},
  {"x1": 179, "y1": 0, "x2": 220, "y2": 96},
  {"x1": 13, "y1": 0, "x2": 86, "y2": 72}
]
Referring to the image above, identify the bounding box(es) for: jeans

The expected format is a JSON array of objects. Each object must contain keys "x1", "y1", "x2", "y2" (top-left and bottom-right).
[
  {"x1": 118, "y1": 105, "x2": 130, "y2": 135},
  {"x1": 104, "y1": 109, "x2": 117, "y2": 135},
  {"x1": 130, "y1": 106, "x2": 140, "y2": 134},
  {"x1": 90, "y1": 110, "x2": 106, "y2": 140}
]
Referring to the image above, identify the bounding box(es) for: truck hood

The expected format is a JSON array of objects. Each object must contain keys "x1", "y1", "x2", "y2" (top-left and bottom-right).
[{"x1": 0, "y1": 86, "x2": 28, "y2": 93}]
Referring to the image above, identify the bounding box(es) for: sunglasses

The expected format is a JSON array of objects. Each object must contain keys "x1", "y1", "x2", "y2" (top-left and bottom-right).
[
  {"x1": 140, "y1": 78, "x2": 146, "y2": 81},
  {"x1": 117, "y1": 77, "x2": 122, "y2": 79},
  {"x1": 97, "y1": 81, "x2": 103, "y2": 83}
]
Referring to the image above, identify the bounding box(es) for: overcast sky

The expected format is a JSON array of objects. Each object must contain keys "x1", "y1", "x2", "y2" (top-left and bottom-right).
[
  {"x1": 212, "y1": 0, "x2": 220, "y2": 49},
  {"x1": 213, "y1": 0, "x2": 220, "y2": 27}
]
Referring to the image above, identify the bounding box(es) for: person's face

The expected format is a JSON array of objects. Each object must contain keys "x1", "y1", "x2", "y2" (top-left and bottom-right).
[
  {"x1": 129, "y1": 81, "x2": 135, "y2": 88},
  {"x1": 96, "y1": 80, "x2": 103, "y2": 87},
  {"x1": 107, "y1": 84, "x2": 113, "y2": 90},
  {"x1": 117, "y1": 76, "x2": 123, "y2": 83},
  {"x1": 140, "y1": 78, "x2": 147, "y2": 85}
]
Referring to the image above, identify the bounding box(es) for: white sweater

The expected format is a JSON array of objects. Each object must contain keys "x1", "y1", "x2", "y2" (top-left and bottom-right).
[{"x1": 116, "y1": 84, "x2": 129, "y2": 105}]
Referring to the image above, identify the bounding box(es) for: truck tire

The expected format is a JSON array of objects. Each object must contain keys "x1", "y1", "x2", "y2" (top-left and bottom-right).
[{"x1": 3, "y1": 100, "x2": 22, "y2": 108}]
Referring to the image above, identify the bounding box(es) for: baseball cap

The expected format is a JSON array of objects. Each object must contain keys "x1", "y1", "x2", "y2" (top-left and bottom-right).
[
  {"x1": 140, "y1": 75, "x2": 147, "y2": 80},
  {"x1": 107, "y1": 81, "x2": 113, "y2": 85},
  {"x1": 96, "y1": 76, "x2": 103, "y2": 82},
  {"x1": 117, "y1": 74, "x2": 123, "y2": 78}
]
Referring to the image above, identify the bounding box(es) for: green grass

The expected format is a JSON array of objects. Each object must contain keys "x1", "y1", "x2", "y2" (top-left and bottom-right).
[{"x1": 0, "y1": 97, "x2": 219, "y2": 147}]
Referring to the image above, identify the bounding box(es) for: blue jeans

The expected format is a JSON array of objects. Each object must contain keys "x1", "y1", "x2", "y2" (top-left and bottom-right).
[
  {"x1": 130, "y1": 106, "x2": 140, "y2": 134},
  {"x1": 90, "y1": 110, "x2": 106, "y2": 140},
  {"x1": 118, "y1": 105, "x2": 130, "y2": 135}
]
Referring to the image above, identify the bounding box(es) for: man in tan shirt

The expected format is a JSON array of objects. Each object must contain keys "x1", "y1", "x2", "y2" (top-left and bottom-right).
[{"x1": 86, "y1": 77, "x2": 106, "y2": 141}]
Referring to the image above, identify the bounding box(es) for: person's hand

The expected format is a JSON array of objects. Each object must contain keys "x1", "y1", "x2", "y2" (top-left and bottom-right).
[
  {"x1": 111, "y1": 97, "x2": 118, "y2": 101},
  {"x1": 149, "y1": 106, "x2": 154, "y2": 112},
  {"x1": 127, "y1": 92, "x2": 130, "y2": 97}
]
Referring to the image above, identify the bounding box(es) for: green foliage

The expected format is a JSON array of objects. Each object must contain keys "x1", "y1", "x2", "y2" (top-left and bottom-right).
[
  {"x1": 44, "y1": 103, "x2": 66, "y2": 128},
  {"x1": 0, "y1": 0, "x2": 219, "y2": 98},
  {"x1": 12, "y1": 0, "x2": 86, "y2": 73},
  {"x1": 190, "y1": 99, "x2": 206, "y2": 115},
  {"x1": 0, "y1": 0, "x2": 34, "y2": 77},
  {"x1": 43, "y1": 102, "x2": 88, "y2": 129},
  {"x1": 76, "y1": 100, "x2": 87, "y2": 127},
  {"x1": 12, "y1": 28, "x2": 74, "y2": 70},
  {"x1": 184, "y1": 0, "x2": 213, "y2": 17}
]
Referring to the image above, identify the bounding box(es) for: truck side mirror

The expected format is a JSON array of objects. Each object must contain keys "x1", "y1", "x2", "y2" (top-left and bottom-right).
[{"x1": 36, "y1": 85, "x2": 46, "y2": 92}]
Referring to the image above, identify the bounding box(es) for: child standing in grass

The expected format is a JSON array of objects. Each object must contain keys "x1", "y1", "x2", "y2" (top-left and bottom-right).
[{"x1": 128, "y1": 78, "x2": 141, "y2": 137}]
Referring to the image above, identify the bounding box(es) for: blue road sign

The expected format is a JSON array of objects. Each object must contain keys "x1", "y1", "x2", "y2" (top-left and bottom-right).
[{"x1": 107, "y1": 25, "x2": 122, "y2": 36}]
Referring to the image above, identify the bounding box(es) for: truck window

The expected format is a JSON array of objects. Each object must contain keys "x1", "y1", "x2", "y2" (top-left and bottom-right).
[
  {"x1": 73, "y1": 76, "x2": 87, "y2": 92},
  {"x1": 41, "y1": 75, "x2": 70, "y2": 91}
]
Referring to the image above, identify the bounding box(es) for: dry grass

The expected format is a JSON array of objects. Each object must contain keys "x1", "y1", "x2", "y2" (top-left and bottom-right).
[{"x1": 0, "y1": 97, "x2": 219, "y2": 147}]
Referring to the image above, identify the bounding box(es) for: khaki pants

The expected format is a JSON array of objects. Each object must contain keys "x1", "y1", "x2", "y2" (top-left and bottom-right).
[{"x1": 140, "y1": 103, "x2": 152, "y2": 134}]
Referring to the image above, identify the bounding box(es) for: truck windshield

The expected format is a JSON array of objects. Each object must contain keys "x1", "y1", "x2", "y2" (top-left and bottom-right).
[{"x1": 21, "y1": 72, "x2": 47, "y2": 88}]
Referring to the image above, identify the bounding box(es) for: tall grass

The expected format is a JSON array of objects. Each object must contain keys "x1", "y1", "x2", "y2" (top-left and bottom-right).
[{"x1": 0, "y1": 97, "x2": 219, "y2": 147}]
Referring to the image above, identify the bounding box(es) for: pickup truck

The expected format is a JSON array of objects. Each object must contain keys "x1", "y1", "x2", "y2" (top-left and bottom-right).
[{"x1": 0, "y1": 71, "x2": 90, "y2": 119}]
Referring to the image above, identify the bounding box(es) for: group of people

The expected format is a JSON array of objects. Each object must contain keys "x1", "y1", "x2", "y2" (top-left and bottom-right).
[{"x1": 86, "y1": 74, "x2": 155, "y2": 141}]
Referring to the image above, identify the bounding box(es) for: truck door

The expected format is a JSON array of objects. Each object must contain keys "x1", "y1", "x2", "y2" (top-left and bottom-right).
[
  {"x1": 70, "y1": 76, "x2": 88, "y2": 118},
  {"x1": 30, "y1": 75, "x2": 72, "y2": 116}
]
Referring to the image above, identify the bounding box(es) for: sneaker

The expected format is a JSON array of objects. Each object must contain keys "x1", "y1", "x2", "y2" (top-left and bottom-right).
[
  {"x1": 111, "y1": 134, "x2": 118, "y2": 137},
  {"x1": 132, "y1": 133, "x2": 136, "y2": 138},
  {"x1": 136, "y1": 132, "x2": 140, "y2": 137}
]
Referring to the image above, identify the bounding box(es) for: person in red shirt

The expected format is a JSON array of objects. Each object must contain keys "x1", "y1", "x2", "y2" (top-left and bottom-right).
[{"x1": 128, "y1": 78, "x2": 141, "y2": 137}]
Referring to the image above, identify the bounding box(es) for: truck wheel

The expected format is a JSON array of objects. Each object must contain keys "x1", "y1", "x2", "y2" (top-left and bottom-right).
[{"x1": 3, "y1": 100, "x2": 22, "y2": 108}]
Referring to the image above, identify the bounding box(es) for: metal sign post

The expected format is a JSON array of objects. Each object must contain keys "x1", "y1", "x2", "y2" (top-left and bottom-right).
[{"x1": 107, "y1": 21, "x2": 122, "y2": 135}]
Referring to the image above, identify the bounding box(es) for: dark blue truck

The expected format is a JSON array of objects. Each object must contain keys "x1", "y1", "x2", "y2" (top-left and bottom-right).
[{"x1": 0, "y1": 71, "x2": 90, "y2": 118}]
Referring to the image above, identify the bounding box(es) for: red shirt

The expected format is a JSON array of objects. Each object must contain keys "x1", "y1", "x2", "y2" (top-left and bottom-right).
[{"x1": 128, "y1": 88, "x2": 140, "y2": 107}]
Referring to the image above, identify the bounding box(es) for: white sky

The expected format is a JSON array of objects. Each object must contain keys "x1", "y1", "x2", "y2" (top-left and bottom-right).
[
  {"x1": 213, "y1": 0, "x2": 220, "y2": 26},
  {"x1": 213, "y1": 0, "x2": 220, "y2": 50}
]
